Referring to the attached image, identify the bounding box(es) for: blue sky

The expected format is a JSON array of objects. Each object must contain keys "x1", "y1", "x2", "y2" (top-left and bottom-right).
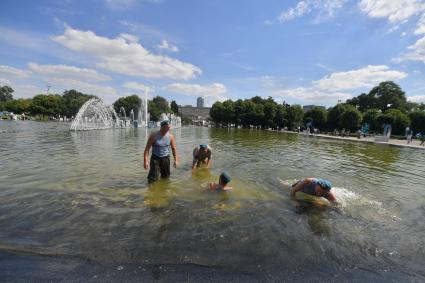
[{"x1": 1, "y1": 0, "x2": 425, "y2": 107}]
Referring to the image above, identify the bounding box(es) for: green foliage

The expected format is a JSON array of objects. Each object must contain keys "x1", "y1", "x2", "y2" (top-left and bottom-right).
[
  {"x1": 303, "y1": 107, "x2": 327, "y2": 129},
  {"x1": 30, "y1": 94, "x2": 63, "y2": 117},
  {"x1": 327, "y1": 104, "x2": 348, "y2": 130},
  {"x1": 210, "y1": 101, "x2": 224, "y2": 124},
  {"x1": 62, "y1": 89, "x2": 96, "y2": 117},
  {"x1": 328, "y1": 104, "x2": 361, "y2": 131},
  {"x1": 274, "y1": 104, "x2": 288, "y2": 128},
  {"x1": 379, "y1": 109, "x2": 410, "y2": 135},
  {"x1": 286, "y1": 104, "x2": 303, "y2": 130},
  {"x1": 4, "y1": 98, "x2": 32, "y2": 114},
  {"x1": 0, "y1": 85, "x2": 14, "y2": 102},
  {"x1": 408, "y1": 111, "x2": 425, "y2": 134},
  {"x1": 113, "y1": 95, "x2": 142, "y2": 118},
  {"x1": 339, "y1": 105, "x2": 362, "y2": 131},
  {"x1": 170, "y1": 100, "x2": 179, "y2": 114},
  {"x1": 368, "y1": 81, "x2": 407, "y2": 112},
  {"x1": 346, "y1": 93, "x2": 379, "y2": 112},
  {"x1": 362, "y1": 109, "x2": 381, "y2": 132},
  {"x1": 148, "y1": 96, "x2": 171, "y2": 121}
]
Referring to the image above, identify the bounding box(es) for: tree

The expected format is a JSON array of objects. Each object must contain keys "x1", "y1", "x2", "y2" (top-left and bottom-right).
[
  {"x1": 339, "y1": 106, "x2": 362, "y2": 131},
  {"x1": 210, "y1": 101, "x2": 224, "y2": 124},
  {"x1": 409, "y1": 111, "x2": 425, "y2": 134},
  {"x1": 4, "y1": 98, "x2": 32, "y2": 114},
  {"x1": 286, "y1": 104, "x2": 303, "y2": 130},
  {"x1": 0, "y1": 85, "x2": 14, "y2": 102},
  {"x1": 274, "y1": 104, "x2": 288, "y2": 129},
  {"x1": 221, "y1": 100, "x2": 235, "y2": 126},
  {"x1": 327, "y1": 103, "x2": 347, "y2": 130},
  {"x1": 113, "y1": 95, "x2": 142, "y2": 119},
  {"x1": 148, "y1": 96, "x2": 171, "y2": 121},
  {"x1": 263, "y1": 102, "x2": 277, "y2": 128},
  {"x1": 386, "y1": 109, "x2": 410, "y2": 135},
  {"x1": 362, "y1": 109, "x2": 381, "y2": 132},
  {"x1": 346, "y1": 93, "x2": 379, "y2": 112},
  {"x1": 368, "y1": 81, "x2": 407, "y2": 112},
  {"x1": 62, "y1": 89, "x2": 96, "y2": 117},
  {"x1": 303, "y1": 107, "x2": 327, "y2": 130},
  {"x1": 30, "y1": 94, "x2": 63, "y2": 117},
  {"x1": 170, "y1": 100, "x2": 179, "y2": 114},
  {"x1": 234, "y1": 99, "x2": 245, "y2": 126}
]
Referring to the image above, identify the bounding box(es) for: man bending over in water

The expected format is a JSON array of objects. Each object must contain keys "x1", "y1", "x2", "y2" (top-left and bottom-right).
[
  {"x1": 290, "y1": 178, "x2": 337, "y2": 203},
  {"x1": 192, "y1": 144, "x2": 212, "y2": 169}
]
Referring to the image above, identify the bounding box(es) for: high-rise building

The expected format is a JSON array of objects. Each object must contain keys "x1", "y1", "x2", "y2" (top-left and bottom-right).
[{"x1": 197, "y1": 97, "x2": 204, "y2": 108}]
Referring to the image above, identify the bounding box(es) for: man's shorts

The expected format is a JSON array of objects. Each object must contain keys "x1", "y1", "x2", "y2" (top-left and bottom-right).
[{"x1": 148, "y1": 155, "x2": 170, "y2": 183}]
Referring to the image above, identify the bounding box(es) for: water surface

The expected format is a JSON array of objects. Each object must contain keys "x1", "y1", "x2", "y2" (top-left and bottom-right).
[{"x1": 1, "y1": 121, "x2": 424, "y2": 281}]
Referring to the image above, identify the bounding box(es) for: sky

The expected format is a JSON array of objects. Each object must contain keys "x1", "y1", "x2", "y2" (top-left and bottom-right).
[{"x1": 1, "y1": 0, "x2": 425, "y2": 107}]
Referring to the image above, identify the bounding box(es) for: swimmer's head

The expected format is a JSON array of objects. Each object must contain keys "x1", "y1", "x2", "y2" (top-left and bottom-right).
[
  {"x1": 316, "y1": 179, "x2": 332, "y2": 191},
  {"x1": 219, "y1": 171, "x2": 231, "y2": 185}
]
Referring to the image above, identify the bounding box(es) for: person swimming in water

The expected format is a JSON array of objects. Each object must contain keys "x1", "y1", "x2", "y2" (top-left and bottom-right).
[
  {"x1": 290, "y1": 178, "x2": 337, "y2": 203},
  {"x1": 208, "y1": 172, "x2": 232, "y2": 192}
]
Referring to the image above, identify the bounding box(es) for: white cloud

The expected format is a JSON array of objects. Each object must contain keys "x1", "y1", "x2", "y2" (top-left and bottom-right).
[
  {"x1": 0, "y1": 65, "x2": 31, "y2": 78},
  {"x1": 359, "y1": 0, "x2": 425, "y2": 23},
  {"x1": 313, "y1": 65, "x2": 407, "y2": 90},
  {"x1": 123, "y1": 81, "x2": 153, "y2": 92},
  {"x1": 278, "y1": 0, "x2": 346, "y2": 23},
  {"x1": 0, "y1": 78, "x2": 11, "y2": 85},
  {"x1": 156, "y1": 40, "x2": 179, "y2": 52},
  {"x1": 119, "y1": 33, "x2": 139, "y2": 43},
  {"x1": 28, "y1": 63, "x2": 111, "y2": 82},
  {"x1": 52, "y1": 27, "x2": 201, "y2": 80},
  {"x1": 415, "y1": 13, "x2": 425, "y2": 34},
  {"x1": 165, "y1": 83, "x2": 227, "y2": 105},
  {"x1": 408, "y1": 95, "x2": 425, "y2": 102},
  {"x1": 279, "y1": 1, "x2": 311, "y2": 22},
  {"x1": 275, "y1": 87, "x2": 352, "y2": 105},
  {"x1": 274, "y1": 65, "x2": 407, "y2": 106},
  {"x1": 396, "y1": 35, "x2": 425, "y2": 63}
]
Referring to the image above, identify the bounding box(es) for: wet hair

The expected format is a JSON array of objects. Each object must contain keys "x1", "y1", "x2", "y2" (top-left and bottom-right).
[{"x1": 160, "y1": 120, "x2": 169, "y2": 126}]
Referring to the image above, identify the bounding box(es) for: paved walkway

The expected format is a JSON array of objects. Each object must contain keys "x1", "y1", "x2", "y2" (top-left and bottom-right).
[{"x1": 276, "y1": 130, "x2": 425, "y2": 150}]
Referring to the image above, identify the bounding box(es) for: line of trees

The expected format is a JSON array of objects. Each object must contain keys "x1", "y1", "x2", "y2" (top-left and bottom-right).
[
  {"x1": 0, "y1": 88, "x2": 96, "y2": 119},
  {"x1": 0, "y1": 85, "x2": 176, "y2": 122},
  {"x1": 210, "y1": 81, "x2": 425, "y2": 135}
]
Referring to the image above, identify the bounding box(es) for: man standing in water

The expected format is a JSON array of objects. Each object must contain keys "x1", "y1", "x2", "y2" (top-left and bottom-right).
[{"x1": 144, "y1": 120, "x2": 178, "y2": 183}]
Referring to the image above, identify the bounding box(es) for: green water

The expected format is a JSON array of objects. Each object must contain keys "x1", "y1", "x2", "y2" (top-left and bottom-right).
[{"x1": 0, "y1": 121, "x2": 424, "y2": 280}]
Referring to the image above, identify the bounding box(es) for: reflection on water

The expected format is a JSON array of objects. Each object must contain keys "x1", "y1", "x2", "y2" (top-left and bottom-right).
[{"x1": 1, "y1": 121, "x2": 425, "y2": 280}]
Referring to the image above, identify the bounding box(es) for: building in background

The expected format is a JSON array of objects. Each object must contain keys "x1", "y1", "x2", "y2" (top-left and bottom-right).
[
  {"x1": 197, "y1": 96, "x2": 204, "y2": 108},
  {"x1": 178, "y1": 97, "x2": 211, "y2": 125}
]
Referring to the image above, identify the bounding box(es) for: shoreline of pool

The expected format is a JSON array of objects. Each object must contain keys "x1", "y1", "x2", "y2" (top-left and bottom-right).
[{"x1": 267, "y1": 129, "x2": 425, "y2": 150}]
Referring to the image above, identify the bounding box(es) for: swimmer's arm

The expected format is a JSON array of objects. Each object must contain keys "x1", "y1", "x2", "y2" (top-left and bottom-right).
[
  {"x1": 326, "y1": 192, "x2": 337, "y2": 202},
  {"x1": 290, "y1": 179, "x2": 311, "y2": 197},
  {"x1": 192, "y1": 149, "x2": 198, "y2": 170}
]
